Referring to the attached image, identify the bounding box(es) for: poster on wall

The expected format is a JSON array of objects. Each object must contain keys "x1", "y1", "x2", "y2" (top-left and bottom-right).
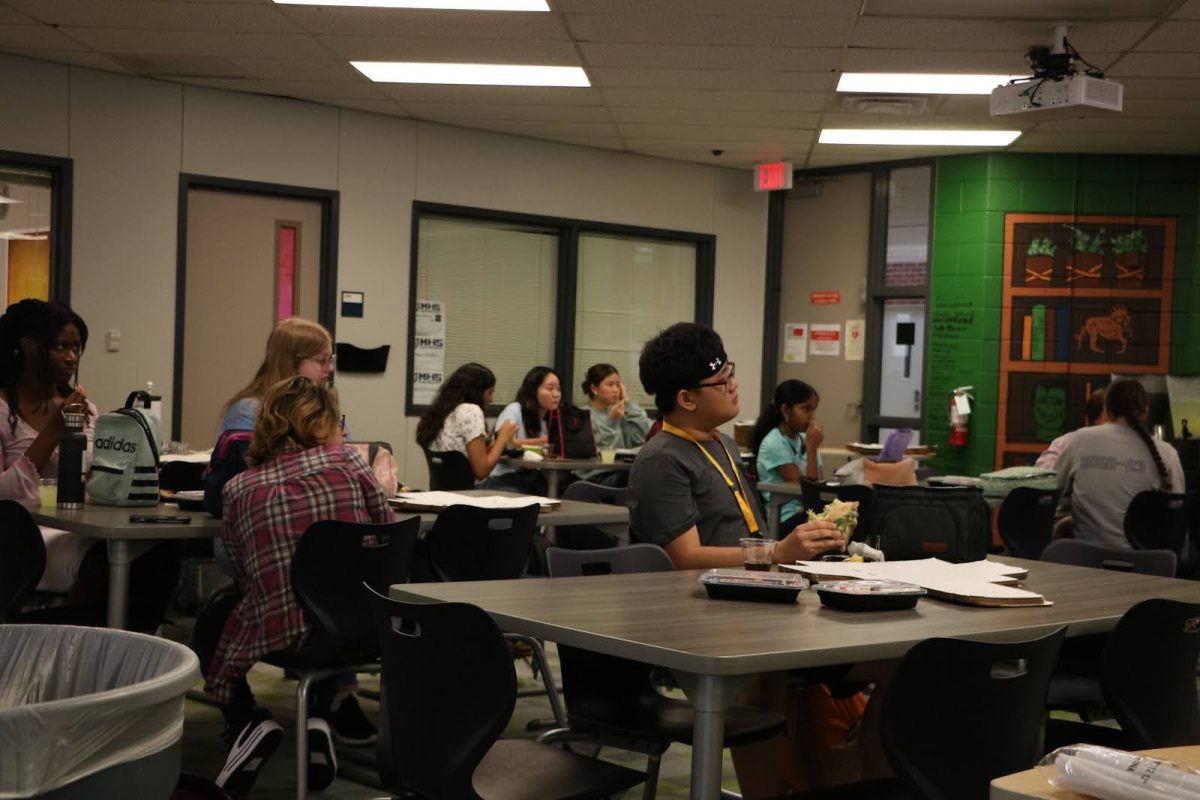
[
  {"x1": 845, "y1": 320, "x2": 865, "y2": 361},
  {"x1": 412, "y1": 299, "x2": 446, "y2": 404},
  {"x1": 783, "y1": 322, "x2": 808, "y2": 363},
  {"x1": 809, "y1": 324, "x2": 841, "y2": 357}
]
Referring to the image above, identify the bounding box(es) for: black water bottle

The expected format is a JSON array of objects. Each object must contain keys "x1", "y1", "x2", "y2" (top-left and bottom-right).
[{"x1": 56, "y1": 404, "x2": 87, "y2": 509}]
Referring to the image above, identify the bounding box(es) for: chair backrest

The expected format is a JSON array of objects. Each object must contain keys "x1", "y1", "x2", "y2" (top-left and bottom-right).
[
  {"x1": 799, "y1": 480, "x2": 873, "y2": 542},
  {"x1": 159, "y1": 460, "x2": 206, "y2": 491},
  {"x1": 1124, "y1": 490, "x2": 1191, "y2": 556},
  {"x1": 1041, "y1": 539, "x2": 1177, "y2": 577},
  {"x1": 882, "y1": 627, "x2": 1066, "y2": 800},
  {"x1": 0, "y1": 501, "x2": 46, "y2": 622},
  {"x1": 291, "y1": 516, "x2": 420, "y2": 664},
  {"x1": 556, "y1": 482, "x2": 629, "y2": 550},
  {"x1": 545, "y1": 544, "x2": 675, "y2": 728},
  {"x1": 546, "y1": 543, "x2": 673, "y2": 577},
  {"x1": 427, "y1": 503, "x2": 540, "y2": 581},
  {"x1": 1101, "y1": 598, "x2": 1200, "y2": 749},
  {"x1": 997, "y1": 487, "x2": 1060, "y2": 559},
  {"x1": 369, "y1": 590, "x2": 514, "y2": 800},
  {"x1": 423, "y1": 449, "x2": 476, "y2": 491}
]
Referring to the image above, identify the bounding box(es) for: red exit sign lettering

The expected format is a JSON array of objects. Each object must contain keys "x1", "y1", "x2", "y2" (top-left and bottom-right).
[{"x1": 754, "y1": 161, "x2": 794, "y2": 192}]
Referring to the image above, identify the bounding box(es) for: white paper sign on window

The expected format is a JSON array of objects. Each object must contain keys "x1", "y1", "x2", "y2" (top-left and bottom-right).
[{"x1": 413, "y1": 299, "x2": 446, "y2": 404}]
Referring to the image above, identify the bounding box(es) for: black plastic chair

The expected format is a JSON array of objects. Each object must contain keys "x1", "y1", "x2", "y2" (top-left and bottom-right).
[
  {"x1": 367, "y1": 589, "x2": 646, "y2": 800},
  {"x1": 800, "y1": 480, "x2": 873, "y2": 541},
  {"x1": 1046, "y1": 598, "x2": 1200, "y2": 753},
  {"x1": 1041, "y1": 538, "x2": 1177, "y2": 576},
  {"x1": 1124, "y1": 490, "x2": 1195, "y2": 576},
  {"x1": 160, "y1": 460, "x2": 207, "y2": 491},
  {"x1": 0, "y1": 500, "x2": 46, "y2": 622},
  {"x1": 997, "y1": 487, "x2": 1060, "y2": 559},
  {"x1": 555, "y1": 481, "x2": 628, "y2": 550},
  {"x1": 426, "y1": 503, "x2": 567, "y2": 727},
  {"x1": 266, "y1": 516, "x2": 420, "y2": 800},
  {"x1": 423, "y1": 449, "x2": 476, "y2": 490},
  {"x1": 543, "y1": 544, "x2": 786, "y2": 800}
]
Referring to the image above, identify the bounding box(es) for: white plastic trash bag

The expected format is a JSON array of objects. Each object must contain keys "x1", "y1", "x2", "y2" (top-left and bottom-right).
[{"x1": 0, "y1": 625, "x2": 199, "y2": 798}]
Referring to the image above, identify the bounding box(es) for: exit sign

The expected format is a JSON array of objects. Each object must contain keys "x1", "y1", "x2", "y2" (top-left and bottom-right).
[{"x1": 754, "y1": 161, "x2": 794, "y2": 192}]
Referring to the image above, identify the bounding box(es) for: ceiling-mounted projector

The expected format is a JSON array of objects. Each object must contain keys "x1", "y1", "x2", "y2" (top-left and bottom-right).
[
  {"x1": 989, "y1": 27, "x2": 1123, "y2": 118},
  {"x1": 990, "y1": 74, "x2": 1123, "y2": 117}
]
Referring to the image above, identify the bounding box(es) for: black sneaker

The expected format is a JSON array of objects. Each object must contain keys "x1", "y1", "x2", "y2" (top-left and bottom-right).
[
  {"x1": 327, "y1": 693, "x2": 378, "y2": 747},
  {"x1": 216, "y1": 710, "x2": 283, "y2": 795},
  {"x1": 307, "y1": 717, "x2": 338, "y2": 792}
]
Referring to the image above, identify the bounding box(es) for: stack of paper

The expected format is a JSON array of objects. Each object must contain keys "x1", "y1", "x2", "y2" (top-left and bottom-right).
[
  {"x1": 389, "y1": 491, "x2": 558, "y2": 512},
  {"x1": 782, "y1": 558, "x2": 1049, "y2": 607}
]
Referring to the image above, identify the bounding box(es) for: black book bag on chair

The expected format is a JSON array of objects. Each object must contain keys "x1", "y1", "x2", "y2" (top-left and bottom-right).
[
  {"x1": 547, "y1": 405, "x2": 597, "y2": 459},
  {"x1": 868, "y1": 484, "x2": 990, "y2": 563}
]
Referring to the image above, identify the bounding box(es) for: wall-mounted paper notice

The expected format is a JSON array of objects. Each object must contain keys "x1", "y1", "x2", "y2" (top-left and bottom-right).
[
  {"x1": 413, "y1": 299, "x2": 446, "y2": 404},
  {"x1": 809, "y1": 324, "x2": 842, "y2": 357},
  {"x1": 783, "y1": 322, "x2": 808, "y2": 363},
  {"x1": 845, "y1": 320, "x2": 865, "y2": 361}
]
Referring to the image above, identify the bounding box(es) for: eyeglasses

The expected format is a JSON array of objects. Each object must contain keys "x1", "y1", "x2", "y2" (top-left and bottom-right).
[
  {"x1": 692, "y1": 362, "x2": 736, "y2": 392},
  {"x1": 306, "y1": 353, "x2": 336, "y2": 368}
]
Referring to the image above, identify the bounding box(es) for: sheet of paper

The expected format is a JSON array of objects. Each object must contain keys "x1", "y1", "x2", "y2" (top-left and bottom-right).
[
  {"x1": 809, "y1": 324, "x2": 841, "y2": 357},
  {"x1": 390, "y1": 491, "x2": 555, "y2": 510},
  {"x1": 845, "y1": 319, "x2": 865, "y2": 361},
  {"x1": 783, "y1": 322, "x2": 807, "y2": 363},
  {"x1": 782, "y1": 558, "x2": 1046, "y2": 605}
]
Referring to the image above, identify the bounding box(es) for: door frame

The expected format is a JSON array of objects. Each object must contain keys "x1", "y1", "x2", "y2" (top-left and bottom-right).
[
  {"x1": 0, "y1": 149, "x2": 74, "y2": 302},
  {"x1": 173, "y1": 174, "x2": 339, "y2": 439}
]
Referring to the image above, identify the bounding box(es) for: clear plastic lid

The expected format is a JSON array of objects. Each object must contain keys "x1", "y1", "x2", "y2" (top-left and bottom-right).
[
  {"x1": 814, "y1": 579, "x2": 926, "y2": 596},
  {"x1": 698, "y1": 569, "x2": 807, "y2": 589}
]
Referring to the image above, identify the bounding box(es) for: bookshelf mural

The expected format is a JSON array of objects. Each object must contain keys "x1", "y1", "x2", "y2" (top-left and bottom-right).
[{"x1": 997, "y1": 213, "x2": 1176, "y2": 467}]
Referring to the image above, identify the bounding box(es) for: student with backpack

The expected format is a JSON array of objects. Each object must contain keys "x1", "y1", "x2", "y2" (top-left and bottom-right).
[
  {"x1": 0, "y1": 299, "x2": 176, "y2": 630},
  {"x1": 207, "y1": 376, "x2": 395, "y2": 795}
]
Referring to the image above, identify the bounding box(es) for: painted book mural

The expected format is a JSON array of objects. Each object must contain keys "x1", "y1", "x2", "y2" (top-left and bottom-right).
[{"x1": 998, "y1": 213, "x2": 1175, "y2": 467}]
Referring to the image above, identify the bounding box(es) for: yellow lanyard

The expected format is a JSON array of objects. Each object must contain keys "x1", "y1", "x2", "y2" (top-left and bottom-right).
[{"x1": 662, "y1": 422, "x2": 760, "y2": 536}]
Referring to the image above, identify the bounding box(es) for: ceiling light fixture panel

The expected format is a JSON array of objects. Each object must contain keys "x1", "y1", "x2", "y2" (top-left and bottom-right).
[
  {"x1": 819, "y1": 129, "x2": 1021, "y2": 146},
  {"x1": 352, "y1": 62, "x2": 590, "y2": 87},
  {"x1": 838, "y1": 73, "x2": 1027, "y2": 95},
  {"x1": 274, "y1": 0, "x2": 549, "y2": 9}
]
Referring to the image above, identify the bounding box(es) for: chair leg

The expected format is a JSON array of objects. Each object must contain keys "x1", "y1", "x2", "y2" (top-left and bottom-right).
[
  {"x1": 296, "y1": 672, "x2": 316, "y2": 800},
  {"x1": 507, "y1": 634, "x2": 567, "y2": 727},
  {"x1": 641, "y1": 753, "x2": 661, "y2": 800}
]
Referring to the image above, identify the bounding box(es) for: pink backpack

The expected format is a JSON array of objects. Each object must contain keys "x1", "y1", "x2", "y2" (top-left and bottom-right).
[{"x1": 347, "y1": 441, "x2": 401, "y2": 496}]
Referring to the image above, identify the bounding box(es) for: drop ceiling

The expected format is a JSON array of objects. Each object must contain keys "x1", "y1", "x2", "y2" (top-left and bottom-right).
[{"x1": 1, "y1": 0, "x2": 1198, "y2": 169}]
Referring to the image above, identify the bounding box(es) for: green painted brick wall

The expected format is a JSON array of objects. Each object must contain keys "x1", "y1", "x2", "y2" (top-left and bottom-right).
[{"x1": 925, "y1": 153, "x2": 1200, "y2": 476}]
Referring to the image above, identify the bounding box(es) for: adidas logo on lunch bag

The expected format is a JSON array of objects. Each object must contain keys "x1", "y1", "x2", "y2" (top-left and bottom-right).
[{"x1": 87, "y1": 390, "x2": 162, "y2": 506}]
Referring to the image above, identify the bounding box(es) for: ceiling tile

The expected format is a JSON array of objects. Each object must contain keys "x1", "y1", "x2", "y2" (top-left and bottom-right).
[
  {"x1": 1107, "y1": 76, "x2": 1200, "y2": 97},
  {"x1": 316, "y1": 34, "x2": 578, "y2": 62},
  {"x1": 1133, "y1": 20, "x2": 1200, "y2": 50},
  {"x1": 566, "y1": 13, "x2": 853, "y2": 46},
  {"x1": 587, "y1": 67, "x2": 836, "y2": 92},
  {"x1": 862, "y1": 0, "x2": 1176, "y2": 20},
  {"x1": 63, "y1": 27, "x2": 330, "y2": 59},
  {"x1": 601, "y1": 87, "x2": 827, "y2": 111},
  {"x1": 277, "y1": 6, "x2": 569, "y2": 39},
  {"x1": 0, "y1": 46, "x2": 133, "y2": 72},
  {"x1": 611, "y1": 106, "x2": 821, "y2": 127},
  {"x1": 819, "y1": 111, "x2": 1028, "y2": 130},
  {"x1": 0, "y1": 6, "x2": 37, "y2": 24},
  {"x1": 617, "y1": 123, "x2": 814, "y2": 141},
  {"x1": 852, "y1": 18, "x2": 1155, "y2": 51},
  {"x1": 1174, "y1": 0, "x2": 1200, "y2": 17},
  {"x1": 553, "y1": 0, "x2": 855, "y2": 16},
  {"x1": 443, "y1": 119, "x2": 621, "y2": 137},
  {"x1": 1108, "y1": 51, "x2": 1200, "y2": 76},
  {"x1": 1030, "y1": 115, "x2": 1200, "y2": 131},
  {"x1": 223, "y1": 57, "x2": 364, "y2": 82},
  {"x1": 402, "y1": 102, "x2": 610, "y2": 121},
  {"x1": 840, "y1": 47, "x2": 1038, "y2": 72},
  {"x1": 0, "y1": 23, "x2": 91, "y2": 50},
  {"x1": 1013, "y1": 130, "x2": 1200, "y2": 148},
  {"x1": 1121, "y1": 96, "x2": 1200, "y2": 116},
  {"x1": 376, "y1": 84, "x2": 599, "y2": 105},
  {"x1": 4, "y1": 0, "x2": 300, "y2": 32},
  {"x1": 179, "y1": 77, "x2": 388, "y2": 100},
  {"x1": 579, "y1": 42, "x2": 842, "y2": 71}
]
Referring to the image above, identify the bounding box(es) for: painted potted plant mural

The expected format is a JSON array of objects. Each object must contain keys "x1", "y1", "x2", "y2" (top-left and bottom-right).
[
  {"x1": 1111, "y1": 228, "x2": 1147, "y2": 285},
  {"x1": 1064, "y1": 224, "x2": 1106, "y2": 287},
  {"x1": 1024, "y1": 237, "x2": 1055, "y2": 284}
]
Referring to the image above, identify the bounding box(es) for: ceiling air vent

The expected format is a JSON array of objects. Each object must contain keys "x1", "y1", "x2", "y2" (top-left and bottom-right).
[{"x1": 840, "y1": 95, "x2": 931, "y2": 115}]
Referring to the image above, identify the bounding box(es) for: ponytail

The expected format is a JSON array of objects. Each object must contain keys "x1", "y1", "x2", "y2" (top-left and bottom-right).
[{"x1": 1105, "y1": 379, "x2": 1171, "y2": 490}]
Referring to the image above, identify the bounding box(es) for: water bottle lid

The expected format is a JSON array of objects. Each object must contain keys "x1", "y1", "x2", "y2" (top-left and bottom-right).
[{"x1": 61, "y1": 402, "x2": 87, "y2": 431}]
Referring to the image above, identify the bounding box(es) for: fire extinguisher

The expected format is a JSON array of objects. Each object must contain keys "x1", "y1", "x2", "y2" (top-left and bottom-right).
[{"x1": 948, "y1": 386, "x2": 974, "y2": 447}]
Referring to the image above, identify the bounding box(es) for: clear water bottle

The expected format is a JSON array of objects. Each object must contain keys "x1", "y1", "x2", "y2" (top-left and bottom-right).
[{"x1": 56, "y1": 403, "x2": 88, "y2": 509}]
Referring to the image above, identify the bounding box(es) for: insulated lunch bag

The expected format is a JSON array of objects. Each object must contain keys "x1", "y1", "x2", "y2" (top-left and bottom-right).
[
  {"x1": 547, "y1": 405, "x2": 597, "y2": 459},
  {"x1": 87, "y1": 391, "x2": 162, "y2": 506},
  {"x1": 867, "y1": 484, "x2": 990, "y2": 563}
]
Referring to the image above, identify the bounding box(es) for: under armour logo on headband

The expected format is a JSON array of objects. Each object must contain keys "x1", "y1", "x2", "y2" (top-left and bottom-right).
[{"x1": 708, "y1": 357, "x2": 723, "y2": 371}]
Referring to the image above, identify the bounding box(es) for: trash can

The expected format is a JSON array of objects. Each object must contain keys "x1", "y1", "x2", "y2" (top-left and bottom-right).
[{"x1": 0, "y1": 625, "x2": 199, "y2": 799}]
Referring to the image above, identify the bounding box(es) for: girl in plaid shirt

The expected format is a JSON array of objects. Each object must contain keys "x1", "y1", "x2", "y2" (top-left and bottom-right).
[{"x1": 206, "y1": 376, "x2": 394, "y2": 794}]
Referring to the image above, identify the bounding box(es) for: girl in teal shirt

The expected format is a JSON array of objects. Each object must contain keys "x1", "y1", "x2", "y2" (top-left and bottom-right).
[{"x1": 752, "y1": 379, "x2": 823, "y2": 531}]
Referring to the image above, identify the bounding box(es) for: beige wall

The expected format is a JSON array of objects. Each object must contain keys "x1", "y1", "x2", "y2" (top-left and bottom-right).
[{"x1": 0, "y1": 52, "x2": 769, "y2": 487}]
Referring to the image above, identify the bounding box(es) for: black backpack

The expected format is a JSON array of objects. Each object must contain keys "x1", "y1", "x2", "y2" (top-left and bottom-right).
[
  {"x1": 868, "y1": 484, "x2": 990, "y2": 563},
  {"x1": 202, "y1": 429, "x2": 253, "y2": 518}
]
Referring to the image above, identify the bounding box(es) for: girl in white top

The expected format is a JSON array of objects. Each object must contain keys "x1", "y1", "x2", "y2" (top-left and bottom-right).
[
  {"x1": 416, "y1": 363, "x2": 516, "y2": 481},
  {"x1": 484, "y1": 365, "x2": 561, "y2": 493}
]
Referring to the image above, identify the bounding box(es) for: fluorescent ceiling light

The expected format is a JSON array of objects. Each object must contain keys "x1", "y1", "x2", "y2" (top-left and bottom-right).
[
  {"x1": 274, "y1": 0, "x2": 548, "y2": 9},
  {"x1": 0, "y1": 232, "x2": 47, "y2": 240},
  {"x1": 837, "y1": 73, "x2": 1026, "y2": 95},
  {"x1": 352, "y1": 62, "x2": 589, "y2": 87},
  {"x1": 819, "y1": 129, "x2": 1021, "y2": 147}
]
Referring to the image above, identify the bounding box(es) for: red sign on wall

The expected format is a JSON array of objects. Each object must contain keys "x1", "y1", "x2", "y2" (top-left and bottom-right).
[{"x1": 810, "y1": 291, "x2": 841, "y2": 305}]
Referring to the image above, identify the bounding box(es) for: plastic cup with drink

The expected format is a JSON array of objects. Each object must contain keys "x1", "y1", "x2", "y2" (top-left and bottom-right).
[
  {"x1": 740, "y1": 537, "x2": 776, "y2": 572},
  {"x1": 38, "y1": 478, "x2": 57, "y2": 508}
]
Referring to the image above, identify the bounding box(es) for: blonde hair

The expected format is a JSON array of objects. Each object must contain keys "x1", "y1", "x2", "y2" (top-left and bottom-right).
[
  {"x1": 246, "y1": 376, "x2": 341, "y2": 466},
  {"x1": 222, "y1": 318, "x2": 332, "y2": 416}
]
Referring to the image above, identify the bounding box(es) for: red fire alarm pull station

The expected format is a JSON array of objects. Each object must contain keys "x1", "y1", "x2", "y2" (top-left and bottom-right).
[{"x1": 754, "y1": 162, "x2": 793, "y2": 192}]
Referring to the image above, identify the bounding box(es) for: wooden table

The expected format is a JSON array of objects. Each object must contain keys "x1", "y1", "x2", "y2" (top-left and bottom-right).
[
  {"x1": 990, "y1": 745, "x2": 1200, "y2": 799},
  {"x1": 392, "y1": 558, "x2": 1200, "y2": 799},
  {"x1": 501, "y1": 455, "x2": 632, "y2": 497},
  {"x1": 30, "y1": 492, "x2": 627, "y2": 629}
]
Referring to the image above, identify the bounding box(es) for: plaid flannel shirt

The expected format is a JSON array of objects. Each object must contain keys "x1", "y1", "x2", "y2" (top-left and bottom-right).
[{"x1": 205, "y1": 444, "x2": 394, "y2": 703}]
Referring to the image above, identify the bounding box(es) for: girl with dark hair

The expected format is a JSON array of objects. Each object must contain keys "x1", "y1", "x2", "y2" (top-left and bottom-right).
[
  {"x1": 579, "y1": 363, "x2": 650, "y2": 485},
  {"x1": 1055, "y1": 378, "x2": 1184, "y2": 548},
  {"x1": 752, "y1": 379, "x2": 823, "y2": 531},
  {"x1": 483, "y1": 366, "x2": 561, "y2": 493},
  {"x1": 416, "y1": 362, "x2": 516, "y2": 480}
]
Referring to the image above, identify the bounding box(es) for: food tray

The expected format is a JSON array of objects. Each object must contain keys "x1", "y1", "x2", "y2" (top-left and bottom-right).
[
  {"x1": 698, "y1": 569, "x2": 806, "y2": 604},
  {"x1": 814, "y1": 579, "x2": 925, "y2": 611}
]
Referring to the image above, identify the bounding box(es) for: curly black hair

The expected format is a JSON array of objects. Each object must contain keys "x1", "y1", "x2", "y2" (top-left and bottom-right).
[
  {"x1": 638, "y1": 322, "x2": 726, "y2": 415},
  {"x1": 0, "y1": 299, "x2": 89, "y2": 434},
  {"x1": 416, "y1": 362, "x2": 496, "y2": 448}
]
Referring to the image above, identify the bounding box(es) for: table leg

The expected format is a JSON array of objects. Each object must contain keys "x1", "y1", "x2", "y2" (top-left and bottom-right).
[
  {"x1": 546, "y1": 470, "x2": 562, "y2": 499},
  {"x1": 106, "y1": 538, "x2": 133, "y2": 629},
  {"x1": 768, "y1": 496, "x2": 783, "y2": 540},
  {"x1": 673, "y1": 671, "x2": 745, "y2": 799}
]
